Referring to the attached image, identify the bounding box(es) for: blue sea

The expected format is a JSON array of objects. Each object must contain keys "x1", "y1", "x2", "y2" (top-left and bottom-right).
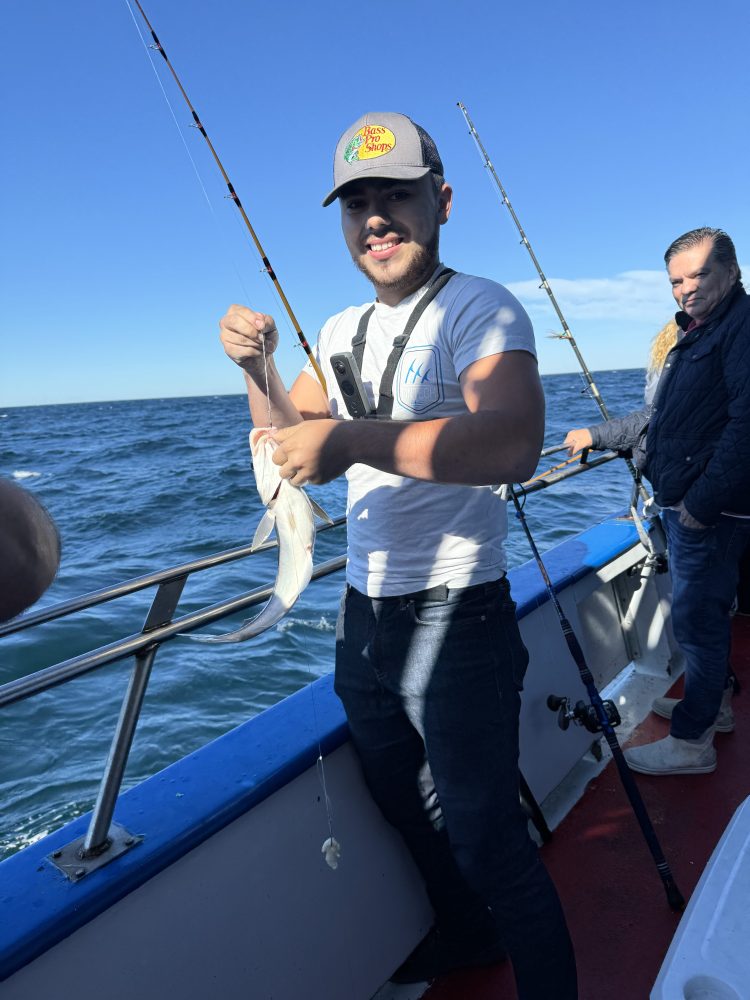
[{"x1": 0, "y1": 370, "x2": 645, "y2": 860}]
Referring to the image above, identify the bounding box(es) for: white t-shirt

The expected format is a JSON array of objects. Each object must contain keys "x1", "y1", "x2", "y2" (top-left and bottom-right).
[{"x1": 304, "y1": 269, "x2": 537, "y2": 597}]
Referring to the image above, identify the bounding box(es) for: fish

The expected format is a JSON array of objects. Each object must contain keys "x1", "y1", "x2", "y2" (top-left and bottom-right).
[{"x1": 185, "y1": 427, "x2": 332, "y2": 643}]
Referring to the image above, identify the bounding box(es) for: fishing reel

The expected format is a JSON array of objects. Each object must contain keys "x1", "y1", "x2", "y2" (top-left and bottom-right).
[{"x1": 547, "y1": 694, "x2": 621, "y2": 734}]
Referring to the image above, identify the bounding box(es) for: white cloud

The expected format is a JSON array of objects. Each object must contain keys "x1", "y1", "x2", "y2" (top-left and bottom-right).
[
  {"x1": 506, "y1": 264, "x2": 750, "y2": 327},
  {"x1": 505, "y1": 269, "x2": 672, "y2": 324}
]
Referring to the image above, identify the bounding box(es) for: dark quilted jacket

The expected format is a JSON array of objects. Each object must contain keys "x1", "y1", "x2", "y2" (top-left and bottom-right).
[
  {"x1": 643, "y1": 285, "x2": 750, "y2": 525},
  {"x1": 589, "y1": 405, "x2": 651, "y2": 459}
]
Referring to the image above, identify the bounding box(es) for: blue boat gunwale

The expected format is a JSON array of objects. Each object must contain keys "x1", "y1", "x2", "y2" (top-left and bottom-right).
[{"x1": 0, "y1": 515, "x2": 642, "y2": 981}]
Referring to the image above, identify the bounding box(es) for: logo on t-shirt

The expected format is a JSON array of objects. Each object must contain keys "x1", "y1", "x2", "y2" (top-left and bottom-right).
[{"x1": 397, "y1": 346, "x2": 444, "y2": 413}]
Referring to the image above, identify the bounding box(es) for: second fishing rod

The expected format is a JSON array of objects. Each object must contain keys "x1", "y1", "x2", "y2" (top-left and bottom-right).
[{"x1": 457, "y1": 100, "x2": 666, "y2": 553}]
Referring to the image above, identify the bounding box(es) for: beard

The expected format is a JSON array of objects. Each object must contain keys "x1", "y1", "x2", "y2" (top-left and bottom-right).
[{"x1": 353, "y1": 229, "x2": 440, "y2": 298}]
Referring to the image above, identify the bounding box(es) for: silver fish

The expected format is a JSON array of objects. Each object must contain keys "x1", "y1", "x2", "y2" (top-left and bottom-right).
[{"x1": 185, "y1": 427, "x2": 331, "y2": 643}]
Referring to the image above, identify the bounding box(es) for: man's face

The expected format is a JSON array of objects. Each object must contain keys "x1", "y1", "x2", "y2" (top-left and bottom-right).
[
  {"x1": 667, "y1": 239, "x2": 738, "y2": 322},
  {"x1": 338, "y1": 175, "x2": 452, "y2": 306}
]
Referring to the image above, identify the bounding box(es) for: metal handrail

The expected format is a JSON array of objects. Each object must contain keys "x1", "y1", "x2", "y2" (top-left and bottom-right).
[
  {"x1": 1, "y1": 515, "x2": 348, "y2": 867},
  {"x1": 0, "y1": 554, "x2": 348, "y2": 710},
  {"x1": 0, "y1": 514, "x2": 348, "y2": 639}
]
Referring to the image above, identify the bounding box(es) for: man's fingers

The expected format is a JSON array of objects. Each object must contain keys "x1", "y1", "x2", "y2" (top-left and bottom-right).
[
  {"x1": 271, "y1": 445, "x2": 288, "y2": 467},
  {"x1": 220, "y1": 307, "x2": 276, "y2": 338}
]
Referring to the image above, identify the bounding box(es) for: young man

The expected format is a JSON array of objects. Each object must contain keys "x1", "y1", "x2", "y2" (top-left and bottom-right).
[
  {"x1": 220, "y1": 111, "x2": 577, "y2": 998},
  {"x1": 624, "y1": 228, "x2": 750, "y2": 775}
]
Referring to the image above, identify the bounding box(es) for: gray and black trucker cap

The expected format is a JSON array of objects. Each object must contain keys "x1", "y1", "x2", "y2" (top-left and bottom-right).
[{"x1": 322, "y1": 111, "x2": 444, "y2": 207}]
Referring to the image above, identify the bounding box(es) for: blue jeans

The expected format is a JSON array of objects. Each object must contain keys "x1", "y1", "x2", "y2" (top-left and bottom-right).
[
  {"x1": 664, "y1": 509, "x2": 750, "y2": 739},
  {"x1": 334, "y1": 577, "x2": 577, "y2": 999}
]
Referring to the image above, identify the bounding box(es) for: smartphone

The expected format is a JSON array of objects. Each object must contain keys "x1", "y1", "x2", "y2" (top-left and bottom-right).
[{"x1": 330, "y1": 352, "x2": 374, "y2": 419}]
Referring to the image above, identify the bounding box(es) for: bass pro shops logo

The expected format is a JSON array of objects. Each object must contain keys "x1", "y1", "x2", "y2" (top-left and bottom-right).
[
  {"x1": 397, "y1": 346, "x2": 444, "y2": 414},
  {"x1": 343, "y1": 125, "x2": 397, "y2": 163}
]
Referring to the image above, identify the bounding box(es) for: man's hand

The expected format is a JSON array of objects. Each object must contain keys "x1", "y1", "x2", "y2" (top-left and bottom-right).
[
  {"x1": 676, "y1": 500, "x2": 708, "y2": 530},
  {"x1": 564, "y1": 428, "x2": 593, "y2": 457},
  {"x1": 219, "y1": 304, "x2": 279, "y2": 373},
  {"x1": 271, "y1": 420, "x2": 353, "y2": 486}
]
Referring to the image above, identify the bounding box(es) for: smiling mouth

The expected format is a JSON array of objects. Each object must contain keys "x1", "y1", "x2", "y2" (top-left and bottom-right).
[{"x1": 366, "y1": 238, "x2": 402, "y2": 260}]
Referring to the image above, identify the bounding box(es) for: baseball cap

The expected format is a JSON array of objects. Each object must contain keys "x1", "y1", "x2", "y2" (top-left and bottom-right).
[{"x1": 322, "y1": 111, "x2": 444, "y2": 207}]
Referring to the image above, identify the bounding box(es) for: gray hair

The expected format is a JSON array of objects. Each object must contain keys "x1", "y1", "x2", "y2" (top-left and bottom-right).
[{"x1": 664, "y1": 227, "x2": 742, "y2": 283}]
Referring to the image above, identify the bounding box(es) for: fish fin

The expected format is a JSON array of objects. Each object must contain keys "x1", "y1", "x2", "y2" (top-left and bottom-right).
[
  {"x1": 251, "y1": 508, "x2": 276, "y2": 550},
  {"x1": 308, "y1": 497, "x2": 334, "y2": 525}
]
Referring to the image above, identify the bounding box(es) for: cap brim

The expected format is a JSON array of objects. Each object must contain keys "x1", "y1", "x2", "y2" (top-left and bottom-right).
[{"x1": 321, "y1": 164, "x2": 432, "y2": 207}]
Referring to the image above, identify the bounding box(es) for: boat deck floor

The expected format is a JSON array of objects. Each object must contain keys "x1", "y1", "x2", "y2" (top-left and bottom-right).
[{"x1": 417, "y1": 615, "x2": 750, "y2": 1000}]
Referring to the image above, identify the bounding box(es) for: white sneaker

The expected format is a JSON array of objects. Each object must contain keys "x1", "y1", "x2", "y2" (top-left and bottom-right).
[
  {"x1": 651, "y1": 687, "x2": 734, "y2": 733},
  {"x1": 624, "y1": 731, "x2": 716, "y2": 775}
]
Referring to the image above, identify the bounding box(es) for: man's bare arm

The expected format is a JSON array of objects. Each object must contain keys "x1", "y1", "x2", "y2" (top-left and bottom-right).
[{"x1": 272, "y1": 351, "x2": 544, "y2": 486}]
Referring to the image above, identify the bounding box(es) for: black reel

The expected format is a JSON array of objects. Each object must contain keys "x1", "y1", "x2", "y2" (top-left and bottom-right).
[{"x1": 547, "y1": 694, "x2": 622, "y2": 734}]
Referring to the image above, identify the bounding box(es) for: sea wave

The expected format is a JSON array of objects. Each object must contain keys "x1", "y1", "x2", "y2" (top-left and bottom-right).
[
  {"x1": 12, "y1": 470, "x2": 41, "y2": 480},
  {"x1": 277, "y1": 615, "x2": 336, "y2": 633}
]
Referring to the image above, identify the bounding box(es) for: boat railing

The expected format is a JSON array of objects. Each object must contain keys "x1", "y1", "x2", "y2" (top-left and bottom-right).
[
  {"x1": 0, "y1": 510, "x2": 347, "y2": 875},
  {"x1": 0, "y1": 447, "x2": 617, "y2": 875}
]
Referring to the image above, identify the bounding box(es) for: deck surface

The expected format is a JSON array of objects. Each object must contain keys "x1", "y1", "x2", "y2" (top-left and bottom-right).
[{"x1": 421, "y1": 615, "x2": 750, "y2": 1000}]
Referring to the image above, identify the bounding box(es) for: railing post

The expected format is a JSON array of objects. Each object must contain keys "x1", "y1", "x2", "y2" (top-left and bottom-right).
[
  {"x1": 81, "y1": 645, "x2": 158, "y2": 857},
  {"x1": 50, "y1": 575, "x2": 187, "y2": 878}
]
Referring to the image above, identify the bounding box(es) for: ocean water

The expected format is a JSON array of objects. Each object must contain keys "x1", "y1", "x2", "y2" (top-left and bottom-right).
[{"x1": 0, "y1": 369, "x2": 645, "y2": 859}]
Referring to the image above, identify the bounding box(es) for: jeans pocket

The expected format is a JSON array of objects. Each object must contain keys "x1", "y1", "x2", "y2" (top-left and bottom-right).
[{"x1": 409, "y1": 589, "x2": 491, "y2": 627}]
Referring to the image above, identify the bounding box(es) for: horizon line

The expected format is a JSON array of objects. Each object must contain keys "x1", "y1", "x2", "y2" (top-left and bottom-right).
[{"x1": 2, "y1": 366, "x2": 646, "y2": 410}]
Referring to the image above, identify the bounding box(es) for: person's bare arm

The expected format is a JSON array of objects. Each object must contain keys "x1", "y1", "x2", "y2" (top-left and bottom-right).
[
  {"x1": 563, "y1": 428, "x2": 594, "y2": 456},
  {"x1": 272, "y1": 350, "x2": 544, "y2": 486},
  {"x1": 219, "y1": 305, "x2": 330, "y2": 428}
]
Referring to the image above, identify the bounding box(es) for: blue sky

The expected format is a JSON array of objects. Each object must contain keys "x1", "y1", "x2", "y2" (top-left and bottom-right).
[{"x1": 2, "y1": 0, "x2": 749, "y2": 406}]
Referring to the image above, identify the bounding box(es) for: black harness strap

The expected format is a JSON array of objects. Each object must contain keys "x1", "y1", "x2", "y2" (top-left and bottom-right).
[{"x1": 351, "y1": 267, "x2": 456, "y2": 418}]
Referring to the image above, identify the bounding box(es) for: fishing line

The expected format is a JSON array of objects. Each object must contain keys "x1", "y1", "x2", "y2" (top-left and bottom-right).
[
  {"x1": 127, "y1": 0, "x2": 328, "y2": 393},
  {"x1": 505, "y1": 484, "x2": 684, "y2": 911},
  {"x1": 259, "y1": 335, "x2": 273, "y2": 429},
  {"x1": 309, "y1": 677, "x2": 340, "y2": 869},
  {"x1": 127, "y1": 0, "x2": 309, "y2": 419},
  {"x1": 124, "y1": 0, "x2": 258, "y2": 309},
  {"x1": 287, "y1": 518, "x2": 340, "y2": 869},
  {"x1": 225, "y1": 203, "x2": 299, "y2": 349}
]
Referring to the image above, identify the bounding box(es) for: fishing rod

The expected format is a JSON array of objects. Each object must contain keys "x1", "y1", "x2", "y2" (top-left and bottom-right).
[
  {"x1": 506, "y1": 484, "x2": 685, "y2": 912},
  {"x1": 457, "y1": 101, "x2": 610, "y2": 418},
  {"x1": 129, "y1": 0, "x2": 327, "y2": 394},
  {"x1": 457, "y1": 101, "x2": 658, "y2": 517}
]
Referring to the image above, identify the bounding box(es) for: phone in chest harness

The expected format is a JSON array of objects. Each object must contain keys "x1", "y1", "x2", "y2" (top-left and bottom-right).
[{"x1": 330, "y1": 267, "x2": 455, "y2": 420}]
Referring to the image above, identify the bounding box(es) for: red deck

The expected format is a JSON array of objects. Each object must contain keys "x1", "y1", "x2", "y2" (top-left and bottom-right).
[{"x1": 424, "y1": 616, "x2": 750, "y2": 1000}]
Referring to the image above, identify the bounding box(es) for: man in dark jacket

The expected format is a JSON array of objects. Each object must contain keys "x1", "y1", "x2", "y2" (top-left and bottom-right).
[{"x1": 623, "y1": 227, "x2": 750, "y2": 775}]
